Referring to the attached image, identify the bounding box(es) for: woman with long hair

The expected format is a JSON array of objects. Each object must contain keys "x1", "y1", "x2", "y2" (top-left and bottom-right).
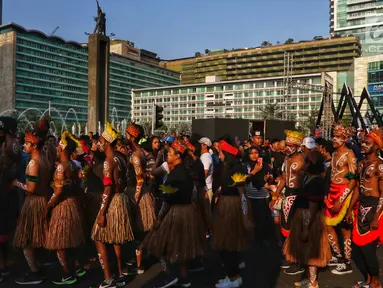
[
  {"x1": 143, "y1": 140, "x2": 205, "y2": 288},
  {"x1": 212, "y1": 139, "x2": 254, "y2": 288}
]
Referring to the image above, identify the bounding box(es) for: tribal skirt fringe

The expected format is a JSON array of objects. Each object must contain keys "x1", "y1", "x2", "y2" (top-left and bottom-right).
[
  {"x1": 211, "y1": 195, "x2": 253, "y2": 252},
  {"x1": 196, "y1": 188, "x2": 213, "y2": 230},
  {"x1": 284, "y1": 208, "x2": 331, "y2": 267},
  {"x1": 143, "y1": 204, "x2": 205, "y2": 263},
  {"x1": 91, "y1": 193, "x2": 134, "y2": 244},
  {"x1": 136, "y1": 191, "x2": 156, "y2": 233},
  {"x1": 45, "y1": 197, "x2": 85, "y2": 250},
  {"x1": 13, "y1": 195, "x2": 47, "y2": 249}
]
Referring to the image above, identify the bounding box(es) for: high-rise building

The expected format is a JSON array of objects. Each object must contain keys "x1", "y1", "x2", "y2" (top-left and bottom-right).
[
  {"x1": 0, "y1": 23, "x2": 180, "y2": 126},
  {"x1": 330, "y1": 0, "x2": 383, "y2": 56},
  {"x1": 132, "y1": 73, "x2": 332, "y2": 129},
  {"x1": 160, "y1": 37, "x2": 361, "y2": 85}
]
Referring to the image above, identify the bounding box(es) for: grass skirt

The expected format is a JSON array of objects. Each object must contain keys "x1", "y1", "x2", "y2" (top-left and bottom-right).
[
  {"x1": 136, "y1": 191, "x2": 157, "y2": 232},
  {"x1": 142, "y1": 204, "x2": 205, "y2": 263},
  {"x1": 196, "y1": 188, "x2": 212, "y2": 230},
  {"x1": 45, "y1": 197, "x2": 85, "y2": 250},
  {"x1": 211, "y1": 195, "x2": 253, "y2": 252},
  {"x1": 13, "y1": 195, "x2": 47, "y2": 249},
  {"x1": 284, "y1": 208, "x2": 331, "y2": 267},
  {"x1": 91, "y1": 193, "x2": 134, "y2": 244}
]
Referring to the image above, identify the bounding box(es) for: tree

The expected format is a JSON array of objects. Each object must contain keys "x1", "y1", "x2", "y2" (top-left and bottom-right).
[
  {"x1": 205, "y1": 49, "x2": 210, "y2": 55},
  {"x1": 284, "y1": 38, "x2": 294, "y2": 44},
  {"x1": 260, "y1": 41, "x2": 272, "y2": 47},
  {"x1": 313, "y1": 36, "x2": 323, "y2": 41},
  {"x1": 261, "y1": 104, "x2": 283, "y2": 120},
  {"x1": 299, "y1": 110, "x2": 319, "y2": 135},
  {"x1": 276, "y1": 41, "x2": 281, "y2": 45}
]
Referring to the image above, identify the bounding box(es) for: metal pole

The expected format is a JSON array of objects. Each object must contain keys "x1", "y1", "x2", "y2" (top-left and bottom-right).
[
  {"x1": 0, "y1": 0, "x2": 3, "y2": 26},
  {"x1": 49, "y1": 101, "x2": 51, "y2": 117},
  {"x1": 151, "y1": 102, "x2": 155, "y2": 135}
]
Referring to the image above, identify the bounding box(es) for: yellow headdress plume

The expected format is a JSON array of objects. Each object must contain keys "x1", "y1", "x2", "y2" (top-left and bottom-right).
[
  {"x1": 285, "y1": 130, "x2": 305, "y2": 146},
  {"x1": 102, "y1": 122, "x2": 119, "y2": 143},
  {"x1": 59, "y1": 131, "x2": 81, "y2": 150}
]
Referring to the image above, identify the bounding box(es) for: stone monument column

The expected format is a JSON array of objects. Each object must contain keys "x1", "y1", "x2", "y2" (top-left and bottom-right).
[{"x1": 87, "y1": 34, "x2": 110, "y2": 133}]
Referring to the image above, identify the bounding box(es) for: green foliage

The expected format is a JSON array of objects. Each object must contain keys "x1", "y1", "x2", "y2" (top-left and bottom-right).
[{"x1": 284, "y1": 38, "x2": 294, "y2": 44}]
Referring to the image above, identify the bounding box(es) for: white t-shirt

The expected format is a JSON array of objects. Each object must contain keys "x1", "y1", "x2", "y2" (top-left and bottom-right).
[{"x1": 200, "y1": 152, "x2": 214, "y2": 190}]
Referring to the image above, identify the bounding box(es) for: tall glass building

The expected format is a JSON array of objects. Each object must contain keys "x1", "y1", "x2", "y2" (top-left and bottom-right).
[
  {"x1": 330, "y1": 0, "x2": 383, "y2": 56},
  {"x1": 0, "y1": 23, "x2": 179, "y2": 126}
]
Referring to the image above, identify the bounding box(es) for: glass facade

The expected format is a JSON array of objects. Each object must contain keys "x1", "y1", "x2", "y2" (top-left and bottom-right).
[
  {"x1": 332, "y1": 0, "x2": 383, "y2": 56},
  {"x1": 133, "y1": 74, "x2": 327, "y2": 128},
  {"x1": 1, "y1": 24, "x2": 180, "y2": 125},
  {"x1": 368, "y1": 61, "x2": 383, "y2": 108}
]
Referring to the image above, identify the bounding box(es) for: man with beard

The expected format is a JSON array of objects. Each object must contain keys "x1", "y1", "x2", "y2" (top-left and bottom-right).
[
  {"x1": 0, "y1": 117, "x2": 21, "y2": 283},
  {"x1": 325, "y1": 123, "x2": 356, "y2": 275},
  {"x1": 271, "y1": 130, "x2": 305, "y2": 275},
  {"x1": 91, "y1": 123, "x2": 134, "y2": 288},
  {"x1": 346, "y1": 128, "x2": 383, "y2": 288},
  {"x1": 123, "y1": 123, "x2": 156, "y2": 276}
]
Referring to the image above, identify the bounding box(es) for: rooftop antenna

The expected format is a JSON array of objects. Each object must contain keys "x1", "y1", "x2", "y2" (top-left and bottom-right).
[{"x1": 51, "y1": 26, "x2": 60, "y2": 36}]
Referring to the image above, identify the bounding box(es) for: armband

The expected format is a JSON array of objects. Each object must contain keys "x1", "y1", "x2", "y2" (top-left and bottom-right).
[
  {"x1": 103, "y1": 177, "x2": 113, "y2": 186},
  {"x1": 26, "y1": 175, "x2": 40, "y2": 183},
  {"x1": 345, "y1": 172, "x2": 357, "y2": 180}
]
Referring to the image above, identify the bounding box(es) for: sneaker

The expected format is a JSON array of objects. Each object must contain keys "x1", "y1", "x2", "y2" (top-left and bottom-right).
[
  {"x1": 331, "y1": 262, "x2": 353, "y2": 275},
  {"x1": 178, "y1": 278, "x2": 192, "y2": 287},
  {"x1": 121, "y1": 266, "x2": 144, "y2": 276},
  {"x1": 215, "y1": 277, "x2": 242, "y2": 288},
  {"x1": 52, "y1": 274, "x2": 77, "y2": 285},
  {"x1": 218, "y1": 277, "x2": 243, "y2": 285},
  {"x1": 114, "y1": 276, "x2": 126, "y2": 287},
  {"x1": 284, "y1": 264, "x2": 305, "y2": 275},
  {"x1": 76, "y1": 268, "x2": 86, "y2": 278},
  {"x1": 327, "y1": 256, "x2": 342, "y2": 267},
  {"x1": 188, "y1": 262, "x2": 204, "y2": 272},
  {"x1": 154, "y1": 275, "x2": 178, "y2": 288},
  {"x1": 206, "y1": 230, "x2": 211, "y2": 239},
  {"x1": 15, "y1": 272, "x2": 44, "y2": 285},
  {"x1": 238, "y1": 261, "x2": 246, "y2": 270},
  {"x1": 125, "y1": 258, "x2": 137, "y2": 266},
  {"x1": 281, "y1": 259, "x2": 292, "y2": 269},
  {"x1": 295, "y1": 279, "x2": 309, "y2": 287},
  {"x1": 97, "y1": 279, "x2": 117, "y2": 288},
  {"x1": 0, "y1": 268, "x2": 10, "y2": 277}
]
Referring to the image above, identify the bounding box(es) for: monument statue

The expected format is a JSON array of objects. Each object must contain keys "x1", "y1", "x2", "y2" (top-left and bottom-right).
[{"x1": 93, "y1": 0, "x2": 106, "y2": 35}]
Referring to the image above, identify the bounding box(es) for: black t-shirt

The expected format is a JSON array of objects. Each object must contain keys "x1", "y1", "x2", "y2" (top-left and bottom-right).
[
  {"x1": 190, "y1": 158, "x2": 206, "y2": 189},
  {"x1": 164, "y1": 163, "x2": 194, "y2": 205},
  {"x1": 271, "y1": 151, "x2": 284, "y2": 171},
  {"x1": 295, "y1": 176, "x2": 325, "y2": 209},
  {"x1": 220, "y1": 161, "x2": 247, "y2": 196}
]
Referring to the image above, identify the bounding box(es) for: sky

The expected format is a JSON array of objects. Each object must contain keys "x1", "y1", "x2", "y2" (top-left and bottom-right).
[{"x1": 3, "y1": 0, "x2": 329, "y2": 59}]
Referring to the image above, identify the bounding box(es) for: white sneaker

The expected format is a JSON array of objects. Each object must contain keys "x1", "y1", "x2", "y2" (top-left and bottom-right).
[{"x1": 215, "y1": 277, "x2": 242, "y2": 288}]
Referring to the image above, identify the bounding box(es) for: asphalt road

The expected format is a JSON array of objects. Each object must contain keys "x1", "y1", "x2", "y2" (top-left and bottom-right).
[{"x1": 1, "y1": 239, "x2": 382, "y2": 288}]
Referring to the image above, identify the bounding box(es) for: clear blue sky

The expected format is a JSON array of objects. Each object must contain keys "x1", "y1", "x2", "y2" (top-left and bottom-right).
[{"x1": 3, "y1": 0, "x2": 329, "y2": 59}]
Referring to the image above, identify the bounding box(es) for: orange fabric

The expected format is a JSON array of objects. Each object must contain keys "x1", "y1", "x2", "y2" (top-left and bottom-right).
[
  {"x1": 353, "y1": 206, "x2": 383, "y2": 246},
  {"x1": 324, "y1": 183, "x2": 352, "y2": 226}
]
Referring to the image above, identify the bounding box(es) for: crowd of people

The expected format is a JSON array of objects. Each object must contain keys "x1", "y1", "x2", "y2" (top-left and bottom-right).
[{"x1": 0, "y1": 116, "x2": 382, "y2": 288}]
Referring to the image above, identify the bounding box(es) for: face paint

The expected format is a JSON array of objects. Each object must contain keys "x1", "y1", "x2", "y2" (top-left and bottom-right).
[
  {"x1": 57, "y1": 252, "x2": 65, "y2": 268},
  {"x1": 332, "y1": 136, "x2": 346, "y2": 148},
  {"x1": 284, "y1": 146, "x2": 296, "y2": 156},
  {"x1": 23, "y1": 250, "x2": 33, "y2": 269},
  {"x1": 98, "y1": 253, "x2": 105, "y2": 269}
]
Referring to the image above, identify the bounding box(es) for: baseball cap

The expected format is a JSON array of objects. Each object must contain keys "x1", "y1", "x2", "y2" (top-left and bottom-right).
[
  {"x1": 198, "y1": 137, "x2": 212, "y2": 147},
  {"x1": 253, "y1": 130, "x2": 264, "y2": 137},
  {"x1": 162, "y1": 136, "x2": 175, "y2": 144},
  {"x1": 302, "y1": 137, "x2": 316, "y2": 150}
]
